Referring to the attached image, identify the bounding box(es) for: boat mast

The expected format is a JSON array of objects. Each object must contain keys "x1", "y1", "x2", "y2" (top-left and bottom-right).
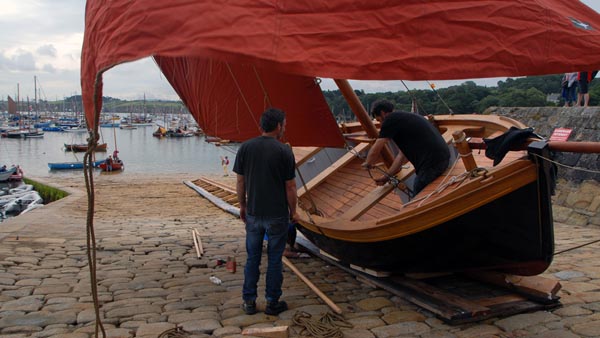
[{"x1": 334, "y1": 79, "x2": 394, "y2": 166}]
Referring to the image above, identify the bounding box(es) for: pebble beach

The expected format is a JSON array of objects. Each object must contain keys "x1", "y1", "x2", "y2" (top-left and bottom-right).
[{"x1": 0, "y1": 173, "x2": 599, "y2": 338}]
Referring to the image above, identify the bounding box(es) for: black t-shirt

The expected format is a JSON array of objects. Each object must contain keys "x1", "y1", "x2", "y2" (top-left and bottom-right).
[
  {"x1": 379, "y1": 112, "x2": 450, "y2": 175},
  {"x1": 233, "y1": 136, "x2": 296, "y2": 218}
]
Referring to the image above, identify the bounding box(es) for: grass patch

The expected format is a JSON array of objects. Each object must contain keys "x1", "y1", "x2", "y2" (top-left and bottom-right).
[{"x1": 23, "y1": 178, "x2": 69, "y2": 203}]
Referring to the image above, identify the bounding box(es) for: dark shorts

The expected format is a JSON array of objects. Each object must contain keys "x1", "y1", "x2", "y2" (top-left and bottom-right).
[
  {"x1": 413, "y1": 157, "x2": 450, "y2": 195},
  {"x1": 579, "y1": 72, "x2": 589, "y2": 94}
]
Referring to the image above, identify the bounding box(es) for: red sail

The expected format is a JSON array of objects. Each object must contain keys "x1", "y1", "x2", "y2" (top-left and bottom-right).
[
  {"x1": 7, "y1": 96, "x2": 16, "y2": 115},
  {"x1": 154, "y1": 57, "x2": 344, "y2": 146},
  {"x1": 82, "y1": 0, "x2": 600, "y2": 140}
]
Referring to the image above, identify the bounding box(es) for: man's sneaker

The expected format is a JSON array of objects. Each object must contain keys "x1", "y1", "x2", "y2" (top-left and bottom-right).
[
  {"x1": 265, "y1": 300, "x2": 288, "y2": 315},
  {"x1": 242, "y1": 300, "x2": 257, "y2": 315}
]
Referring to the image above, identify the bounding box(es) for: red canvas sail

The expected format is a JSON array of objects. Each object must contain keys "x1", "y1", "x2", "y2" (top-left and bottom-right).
[
  {"x1": 82, "y1": 0, "x2": 600, "y2": 142},
  {"x1": 154, "y1": 57, "x2": 344, "y2": 146}
]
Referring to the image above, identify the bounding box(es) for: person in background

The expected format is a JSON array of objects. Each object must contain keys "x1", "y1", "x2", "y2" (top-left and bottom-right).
[
  {"x1": 362, "y1": 99, "x2": 450, "y2": 196},
  {"x1": 233, "y1": 108, "x2": 298, "y2": 316},
  {"x1": 113, "y1": 149, "x2": 120, "y2": 163},
  {"x1": 0, "y1": 165, "x2": 6, "y2": 172},
  {"x1": 221, "y1": 156, "x2": 230, "y2": 176},
  {"x1": 105, "y1": 155, "x2": 113, "y2": 171},
  {"x1": 562, "y1": 72, "x2": 578, "y2": 107},
  {"x1": 576, "y1": 71, "x2": 598, "y2": 107}
]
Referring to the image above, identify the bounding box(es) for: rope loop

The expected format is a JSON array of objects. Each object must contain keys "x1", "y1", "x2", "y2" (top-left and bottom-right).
[{"x1": 292, "y1": 311, "x2": 352, "y2": 338}]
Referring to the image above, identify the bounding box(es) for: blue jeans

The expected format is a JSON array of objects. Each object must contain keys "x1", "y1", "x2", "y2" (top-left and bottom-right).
[{"x1": 243, "y1": 214, "x2": 289, "y2": 303}]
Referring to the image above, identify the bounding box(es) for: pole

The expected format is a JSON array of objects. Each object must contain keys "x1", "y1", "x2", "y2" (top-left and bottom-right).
[
  {"x1": 334, "y1": 79, "x2": 394, "y2": 166},
  {"x1": 282, "y1": 256, "x2": 343, "y2": 314}
]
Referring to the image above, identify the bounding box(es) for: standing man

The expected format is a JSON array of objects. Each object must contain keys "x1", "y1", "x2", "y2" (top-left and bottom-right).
[
  {"x1": 221, "y1": 156, "x2": 230, "y2": 176},
  {"x1": 233, "y1": 108, "x2": 298, "y2": 316},
  {"x1": 362, "y1": 100, "x2": 450, "y2": 195}
]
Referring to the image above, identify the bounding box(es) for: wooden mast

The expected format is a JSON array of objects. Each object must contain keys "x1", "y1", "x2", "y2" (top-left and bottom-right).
[{"x1": 334, "y1": 79, "x2": 394, "y2": 166}]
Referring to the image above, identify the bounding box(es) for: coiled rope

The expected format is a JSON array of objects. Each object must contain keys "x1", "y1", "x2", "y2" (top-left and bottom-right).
[{"x1": 292, "y1": 311, "x2": 353, "y2": 338}]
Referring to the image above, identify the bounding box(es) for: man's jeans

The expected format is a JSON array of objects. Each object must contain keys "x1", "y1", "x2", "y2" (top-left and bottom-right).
[{"x1": 243, "y1": 214, "x2": 289, "y2": 303}]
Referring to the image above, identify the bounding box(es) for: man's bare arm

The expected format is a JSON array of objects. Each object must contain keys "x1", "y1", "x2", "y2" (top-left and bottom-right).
[
  {"x1": 362, "y1": 138, "x2": 389, "y2": 168},
  {"x1": 236, "y1": 174, "x2": 247, "y2": 222},
  {"x1": 285, "y1": 178, "x2": 298, "y2": 222}
]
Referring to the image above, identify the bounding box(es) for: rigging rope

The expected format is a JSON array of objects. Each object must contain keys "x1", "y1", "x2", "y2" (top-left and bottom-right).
[
  {"x1": 530, "y1": 153, "x2": 600, "y2": 174},
  {"x1": 425, "y1": 80, "x2": 454, "y2": 115}
]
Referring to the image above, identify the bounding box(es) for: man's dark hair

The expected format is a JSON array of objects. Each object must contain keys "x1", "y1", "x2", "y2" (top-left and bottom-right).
[
  {"x1": 260, "y1": 108, "x2": 286, "y2": 132},
  {"x1": 371, "y1": 99, "x2": 394, "y2": 117}
]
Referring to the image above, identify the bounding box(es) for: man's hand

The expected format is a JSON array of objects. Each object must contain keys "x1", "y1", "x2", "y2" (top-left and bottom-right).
[
  {"x1": 374, "y1": 175, "x2": 389, "y2": 186},
  {"x1": 290, "y1": 211, "x2": 299, "y2": 223},
  {"x1": 239, "y1": 206, "x2": 247, "y2": 223}
]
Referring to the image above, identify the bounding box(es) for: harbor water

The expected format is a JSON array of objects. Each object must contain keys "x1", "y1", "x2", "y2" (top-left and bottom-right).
[{"x1": 0, "y1": 125, "x2": 238, "y2": 179}]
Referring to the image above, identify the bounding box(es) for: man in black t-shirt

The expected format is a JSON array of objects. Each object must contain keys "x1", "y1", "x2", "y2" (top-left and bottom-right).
[
  {"x1": 363, "y1": 100, "x2": 450, "y2": 195},
  {"x1": 233, "y1": 108, "x2": 298, "y2": 316}
]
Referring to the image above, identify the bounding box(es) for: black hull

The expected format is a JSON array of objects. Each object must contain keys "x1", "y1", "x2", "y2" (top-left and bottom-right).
[{"x1": 298, "y1": 143, "x2": 555, "y2": 276}]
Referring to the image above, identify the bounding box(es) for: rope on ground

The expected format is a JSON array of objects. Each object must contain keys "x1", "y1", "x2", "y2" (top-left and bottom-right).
[
  {"x1": 292, "y1": 311, "x2": 352, "y2": 338},
  {"x1": 157, "y1": 327, "x2": 192, "y2": 338},
  {"x1": 554, "y1": 239, "x2": 600, "y2": 256}
]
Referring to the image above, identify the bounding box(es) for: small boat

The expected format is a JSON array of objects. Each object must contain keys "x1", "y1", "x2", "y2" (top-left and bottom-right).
[
  {"x1": 48, "y1": 160, "x2": 104, "y2": 170},
  {"x1": 9, "y1": 166, "x2": 24, "y2": 181},
  {"x1": 24, "y1": 130, "x2": 44, "y2": 138},
  {"x1": 64, "y1": 143, "x2": 108, "y2": 152},
  {"x1": 119, "y1": 124, "x2": 137, "y2": 130},
  {"x1": 0, "y1": 167, "x2": 17, "y2": 182},
  {"x1": 99, "y1": 160, "x2": 124, "y2": 171},
  {"x1": 153, "y1": 126, "x2": 167, "y2": 137}
]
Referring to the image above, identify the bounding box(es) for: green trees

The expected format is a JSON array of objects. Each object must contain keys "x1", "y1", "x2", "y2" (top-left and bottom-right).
[{"x1": 322, "y1": 74, "x2": 599, "y2": 121}]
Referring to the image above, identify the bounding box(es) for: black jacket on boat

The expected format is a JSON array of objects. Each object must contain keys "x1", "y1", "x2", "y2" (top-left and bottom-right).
[{"x1": 484, "y1": 127, "x2": 538, "y2": 166}]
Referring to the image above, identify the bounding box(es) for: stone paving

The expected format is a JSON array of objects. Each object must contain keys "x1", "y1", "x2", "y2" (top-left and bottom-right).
[{"x1": 0, "y1": 174, "x2": 599, "y2": 337}]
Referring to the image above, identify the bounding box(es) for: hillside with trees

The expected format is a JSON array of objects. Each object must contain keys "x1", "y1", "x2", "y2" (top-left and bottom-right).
[{"x1": 2, "y1": 74, "x2": 599, "y2": 120}]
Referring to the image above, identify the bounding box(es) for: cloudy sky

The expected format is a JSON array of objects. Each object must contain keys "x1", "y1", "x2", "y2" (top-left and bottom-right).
[{"x1": 0, "y1": 1, "x2": 599, "y2": 102}]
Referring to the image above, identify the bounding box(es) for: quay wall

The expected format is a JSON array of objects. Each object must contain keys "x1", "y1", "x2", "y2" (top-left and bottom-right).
[{"x1": 485, "y1": 106, "x2": 599, "y2": 227}]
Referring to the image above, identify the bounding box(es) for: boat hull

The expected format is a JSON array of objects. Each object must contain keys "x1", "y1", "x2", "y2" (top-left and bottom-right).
[
  {"x1": 48, "y1": 160, "x2": 104, "y2": 170},
  {"x1": 297, "y1": 142, "x2": 555, "y2": 276}
]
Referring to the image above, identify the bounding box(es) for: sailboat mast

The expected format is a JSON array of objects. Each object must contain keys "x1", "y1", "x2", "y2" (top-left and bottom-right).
[{"x1": 334, "y1": 79, "x2": 394, "y2": 166}]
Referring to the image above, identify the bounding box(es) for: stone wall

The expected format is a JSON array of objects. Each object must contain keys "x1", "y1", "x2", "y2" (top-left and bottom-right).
[{"x1": 484, "y1": 106, "x2": 599, "y2": 226}]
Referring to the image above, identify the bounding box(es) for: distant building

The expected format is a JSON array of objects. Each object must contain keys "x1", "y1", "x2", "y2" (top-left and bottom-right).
[{"x1": 546, "y1": 93, "x2": 561, "y2": 104}]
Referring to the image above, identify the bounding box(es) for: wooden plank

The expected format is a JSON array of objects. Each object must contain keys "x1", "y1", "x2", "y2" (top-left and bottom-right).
[
  {"x1": 391, "y1": 276, "x2": 491, "y2": 317},
  {"x1": 474, "y1": 294, "x2": 527, "y2": 307},
  {"x1": 466, "y1": 271, "x2": 562, "y2": 303},
  {"x1": 242, "y1": 326, "x2": 289, "y2": 338},
  {"x1": 341, "y1": 184, "x2": 396, "y2": 220},
  {"x1": 298, "y1": 143, "x2": 370, "y2": 198}
]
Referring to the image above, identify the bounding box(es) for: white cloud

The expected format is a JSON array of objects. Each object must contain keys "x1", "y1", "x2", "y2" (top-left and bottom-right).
[{"x1": 37, "y1": 45, "x2": 57, "y2": 58}]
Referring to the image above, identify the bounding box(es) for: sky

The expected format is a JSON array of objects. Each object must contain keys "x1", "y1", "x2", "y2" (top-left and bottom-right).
[{"x1": 0, "y1": 1, "x2": 599, "y2": 102}]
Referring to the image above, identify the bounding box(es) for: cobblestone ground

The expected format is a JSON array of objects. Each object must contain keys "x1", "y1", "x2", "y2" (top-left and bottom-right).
[{"x1": 0, "y1": 174, "x2": 599, "y2": 338}]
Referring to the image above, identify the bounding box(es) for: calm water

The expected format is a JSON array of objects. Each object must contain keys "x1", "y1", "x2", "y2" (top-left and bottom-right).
[{"x1": 0, "y1": 126, "x2": 237, "y2": 180}]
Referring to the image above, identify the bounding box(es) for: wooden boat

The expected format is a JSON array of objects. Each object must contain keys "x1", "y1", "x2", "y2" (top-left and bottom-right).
[
  {"x1": 64, "y1": 143, "x2": 108, "y2": 152},
  {"x1": 48, "y1": 160, "x2": 104, "y2": 170},
  {"x1": 80, "y1": 0, "x2": 600, "y2": 276},
  {"x1": 292, "y1": 115, "x2": 556, "y2": 275},
  {"x1": 99, "y1": 160, "x2": 124, "y2": 171}
]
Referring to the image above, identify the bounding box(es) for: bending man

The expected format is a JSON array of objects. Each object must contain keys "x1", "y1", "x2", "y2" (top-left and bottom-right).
[{"x1": 362, "y1": 100, "x2": 450, "y2": 195}]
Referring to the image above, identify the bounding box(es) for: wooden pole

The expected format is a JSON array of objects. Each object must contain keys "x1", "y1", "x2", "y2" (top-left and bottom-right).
[
  {"x1": 191, "y1": 229, "x2": 201, "y2": 258},
  {"x1": 334, "y1": 79, "x2": 395, "y2": 166},
  {"x1": 548, "y1": 141, "x2": 600, "y2": 153},
  {"x1": 193, "y1": 228, "x2": 204, "y2": 255},
  {"x1": 452, "y1": 131, "x2": 477, "y2": 171},
  {"x1": 282, "y1": 256, "x2": 342, "y2": 314}
]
